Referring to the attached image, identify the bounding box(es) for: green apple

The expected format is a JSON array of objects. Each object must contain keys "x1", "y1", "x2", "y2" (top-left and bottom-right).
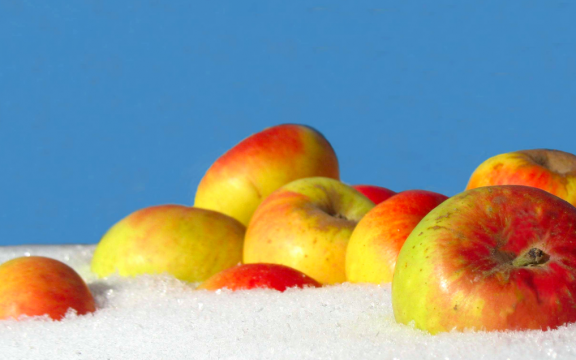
[{"x1": 91, "y1": 205, "x2": 245, "y2": 282}]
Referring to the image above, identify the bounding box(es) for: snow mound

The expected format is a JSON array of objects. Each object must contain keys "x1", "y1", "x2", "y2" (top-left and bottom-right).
[{"x1": 0, "y1": 245, "x2": 574, "y2": 360}]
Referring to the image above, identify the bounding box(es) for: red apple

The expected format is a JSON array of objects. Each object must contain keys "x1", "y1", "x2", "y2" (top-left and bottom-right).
[
  {"x1": 194, "y1": 124, "x2": 340, "y2": 226},
  {"x1": 0, "y1": 256, "x2": 95, "y2": 320},
  {"x1": 352, "y1": 185, "x2": 396, "y2": 204},
  {"x1": 197, "y1": 263, "x2": 322, "y2": 291},
  {"x1": 346, "y1": 190, "x2": 448, "y2": 284},
  {"x1": 466, "y1": 149, "x2": 576, "y2": 206},
  {"x1": 392, "y1": 185, "x2": 576, "y2": 334}
]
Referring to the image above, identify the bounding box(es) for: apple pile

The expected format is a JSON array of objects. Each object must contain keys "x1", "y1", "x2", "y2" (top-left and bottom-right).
[{"x1": 2, "y1": 124, "x2": 576, "y2": 336}]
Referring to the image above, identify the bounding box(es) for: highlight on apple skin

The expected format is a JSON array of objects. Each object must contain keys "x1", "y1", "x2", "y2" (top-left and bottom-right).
[
  {"x1": 345, "y1": 190, "x2": 448, "y2": 284},
  {"x1": 392, "y1": 185, "x2": 576, "y2": 334},
  {"x1": 0, "y1": 256, "x2": 95, "y2": 321},
  {"x1": 243, "y1": 176, "x2": 375, "y2": 285},
  {"x1": 466, "y1": 149, "x2": 576, "y2": 206},
  {"x1": 194, "y1": 124, "x2": 340, "y2": 227},
  {"x1": 91, "y1": 204, "x2": 245, "y2": 283},
  {"x1": 197, "y1": 263, "x2": 322, "y2": 292},
  {"x1": 351, "y1": 185, "x2": 396, "y2": 205}
]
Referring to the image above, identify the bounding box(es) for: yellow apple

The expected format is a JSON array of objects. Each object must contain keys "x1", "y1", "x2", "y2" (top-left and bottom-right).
[
  {"x1": 346, "y1": 190, "x2": 447, "y2": 284},
  {"x1": 194, "y1": 124, "x2": 340, "y2": 227},
  {"x1": 466, "y1": 149, "x2": 576, "y2": 206},
  {"x1": 243, "y1": 177, "x2": 374, "y2": 285},
  {"x1": 91, "y1": 205, "x2": 245, "y2": 282}
]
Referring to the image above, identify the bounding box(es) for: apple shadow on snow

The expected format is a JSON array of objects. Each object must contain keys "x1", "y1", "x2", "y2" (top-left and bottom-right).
[{"x1": 88, "y1": 280, "x2": 121, "y2": 309}]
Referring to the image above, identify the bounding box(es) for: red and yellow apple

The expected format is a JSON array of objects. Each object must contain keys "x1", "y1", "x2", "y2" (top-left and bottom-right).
[
  {"x1": 91, "y1": 205, "x2": 245, "y2": 282},
  {"x1": 197, "y1": 263, "x2": 321, "y2": 291},
  {"x1": 392, "y1": 185, "x2": 576, "y2": 334},
  {"x1": 346, "y1": 190, "x2": 447, "y2": 284},
  {"x1": 243, "y1": 177, "x2": 374, "y2": 285},
  {"x1": 194, "y1": 124, "x2": 340, "y2": 227},
  {"x1": 0, "y1": 256, "x2": 95, "y2": 320},
  {"x1": 351, "y1": 185, "x2": 396, "y2": 205},
  {"x1": 466, "y1": 149, "x2": 576, "y2": 206}
]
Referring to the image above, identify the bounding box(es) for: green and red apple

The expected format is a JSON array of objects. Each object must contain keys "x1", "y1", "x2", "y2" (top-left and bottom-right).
[
  {"x1": 0, "y1": 256, "x2": 95, "y2": 320},
  {"x1": 197, "y1": 263, "x2": 321, "y2": 291},
  {"x1": 346, "y1": 190, "x2": 447, "y2": 284},
  {"x1": 194, "y1": 124, "x2": 340, "y2": 227},
  {"x1": 467, "y1": 149, "x2": 576, "y2": 206},
  {"x1": 91, "y1": 205, "x2": 245, "y2": 282},
  {"x1": 392, "y1": 185, "x2": 576, "y2": 333},
  {"x1": 352, "y1": 185, "x2": 396, "y2": 205},
  {"x1": 243, "y1": 177, "x2": 374, "y2": 285}
]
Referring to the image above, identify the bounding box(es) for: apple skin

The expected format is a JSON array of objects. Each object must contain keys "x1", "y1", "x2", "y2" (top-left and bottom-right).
[
  {"x1": 91, "y1": 205, "x2": 245, "y2": 282},
  {"x1": 352, "y1": 185, "x2": 396, "y2": 205},
  {"x1": 392, "y1": 185, "x2": 576, "y2": 334},
  {"x1": 194, "y1": 124, "x2": 340, "y2": 227},
  {"x1": 466, "y1": 149, "x2": 576, "y2": 206},
  {"x1": 243, "y1": 177, "x2": 374, "y2": 285},
  {"x1": 197, "y1": 263, "x2": 322, "y2": 291},
  {"x1": 346, "y1": 190, "x2": 448, "y2": 284},
  {"x1": 0, "y1": 256, "x2": 95, "y2": 320}
]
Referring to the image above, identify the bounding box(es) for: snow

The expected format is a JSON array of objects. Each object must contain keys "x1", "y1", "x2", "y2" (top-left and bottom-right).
[{"x1": 0, "y1": 245, "x2": 575, "y2": 360}]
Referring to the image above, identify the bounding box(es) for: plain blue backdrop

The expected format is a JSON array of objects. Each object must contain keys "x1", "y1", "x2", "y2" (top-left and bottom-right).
[{"x1": 0, "y1": 1, "x2": 575, "y2": 245}]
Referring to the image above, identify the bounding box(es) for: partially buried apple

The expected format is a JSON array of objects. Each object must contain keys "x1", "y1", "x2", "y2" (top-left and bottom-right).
[
  {"x1": 0, "y1": 256, "x2": 95, "y2": 320},
  {"x1": 346, "y1": 190, "x2": 447, "y2": 284},
  {"x1": 194, "y1": 124, "x2": 340, "y2": 227},
  {"x1": 392, "y1": 185, "x2": 576, "y2": 334},
  {"x1": 243, "y1": 177, "x2": 375, "y2": 285},
  {"x1": 197, "y1": 263, "x2": 321, "y2": 291},
  {"x1": 466, "y1": 149, "x2": 576, "y2": 206},
  {"x1": 91, "y1": 205, "x2": 245, "y2": 282},
  {"x1": 352, "y1": 184, "x2": 396, "y2": 205}
]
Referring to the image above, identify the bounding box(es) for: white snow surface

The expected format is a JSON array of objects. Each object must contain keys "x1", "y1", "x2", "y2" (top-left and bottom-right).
[{"x1": 0, "y1": 245, "x2": 575, "y2": 360}]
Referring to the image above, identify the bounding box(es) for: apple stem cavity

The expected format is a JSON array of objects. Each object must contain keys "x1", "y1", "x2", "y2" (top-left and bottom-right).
[
  {"x1": 332, "y1": 212, "x2": 349, "y2": 221},
  {"x1": 512, "y1": 247, "x2": 550, "y2": 268},
  {"x1": 323, "y1": 203, "x2": 350, "y2": 221}
]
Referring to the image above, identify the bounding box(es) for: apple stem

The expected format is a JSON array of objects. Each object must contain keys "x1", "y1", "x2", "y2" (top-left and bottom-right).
[{"x1": 512, "y1": 248, "x2": 550, "y2": 268}]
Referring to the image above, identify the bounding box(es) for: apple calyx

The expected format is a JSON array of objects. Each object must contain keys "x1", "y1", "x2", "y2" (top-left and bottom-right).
[{"x1": 512, "y1": 247, "x2": 550, "y2": 268}]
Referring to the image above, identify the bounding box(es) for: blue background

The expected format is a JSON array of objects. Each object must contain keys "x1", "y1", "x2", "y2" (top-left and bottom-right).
[{"x1": 0, "y1": 1, "x2": 575, "y2": 245}]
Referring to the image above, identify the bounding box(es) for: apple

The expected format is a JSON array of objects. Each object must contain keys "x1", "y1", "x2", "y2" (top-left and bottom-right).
[
  {"x1": 243, "y1": 177, "x2": 374, "y2": 285},
  {"x1": 197, "y1": 263, "x2": 322, "y2": 291},
  {"x1": 194, "y1": 124, "x2": 340, "y2": 227},
  {"x1": 0, "y1": 256, "x2": 95, "y2": 320},
  {"x1": 352, "y1": 185, "x2": 396, "y2": 204},
  {"x1": 392, "y1": 185, "x2": 576, "y2": 334},
  {"x1": 466, "y1": 149, "x2": 576, "y2": 206},
  {"x1": 91, "y1": 204, "x2": 245, "y2": 283},
  {"x1": 346, "y1": 190, "x2": 448, "y2": 284}
]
